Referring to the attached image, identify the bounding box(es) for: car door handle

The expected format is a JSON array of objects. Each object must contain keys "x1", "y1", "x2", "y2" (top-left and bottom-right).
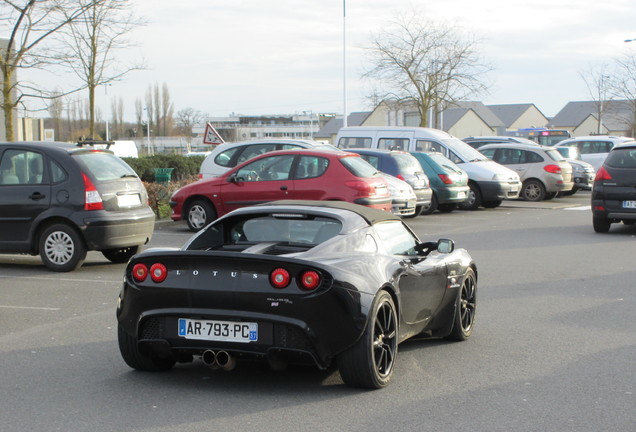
[
  {"x1": 29, "y1": 192, "x2": 46, "y2": 201},
  {"x1": 280, "y1": 185, "x2": 288, "y2": 191}
]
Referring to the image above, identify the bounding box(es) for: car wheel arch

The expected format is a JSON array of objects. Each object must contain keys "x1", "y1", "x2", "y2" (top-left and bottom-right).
[{"x1": 31, "y1": 216, "x2": 83, "y2": 254}]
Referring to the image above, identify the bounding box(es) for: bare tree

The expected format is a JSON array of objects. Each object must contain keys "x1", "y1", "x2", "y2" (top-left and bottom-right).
[
  {"x1": 0, "y1": 0, "x2": 104, "y2": 141},
  {"x1": 175, "y1": 107, "x2": 207, "y2": 138},
  {"x1": 611, "y1": 52, "x2": 636, "y2": 137},
  {"x1": 580, "y1": 64, "x2": 613, "y2": 134},
  {"x1": 134, "y1": 97, "x2": 143, "y2": 137},
  {"x1": 363, "y1": 11, "x2": 491, "y2": 127},
  {"x1": 161, "y1": 82, "x2": 173, "y2": 136},
  {"x1": 47, "y1": 89, "x2": 64, "y2": 140},
  {"x1": 56, "y1": 0, "x2": 144, "y2": 139}
]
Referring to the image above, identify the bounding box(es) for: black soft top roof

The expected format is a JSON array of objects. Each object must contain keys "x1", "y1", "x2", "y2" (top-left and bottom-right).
[{"x1": 257, "y1": 200, "x2": 400, "y2": 225}]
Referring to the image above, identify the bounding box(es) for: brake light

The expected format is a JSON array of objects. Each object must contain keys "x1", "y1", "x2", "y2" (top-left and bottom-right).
[
  {"x1": 396, "y1": 174, "x2": 406, "y2": 181},
  {"x1": 595, "y1": 166, "x2": 612, "y2": 181},
  {"x1": 132, "y1": 263, "x2": 148, "y2": 282},
  {"x1": 344, "y1": 180, "x2": 376, "y2": 197},
  {"x1": 270, "y1": 268, "x2": 291, "y2": 288},
  {"x1": 82, "y1": 172, "x2": 104, "y2": 210},
  {"x1": 438, "y1": 174, "x2": 453, "y2": 184},
  {"x1": 544, "y1": 164, "x2": 562, "y2": 174},
  {"x1": 300, "y1": 270, "x2": 320, "y2": 290},
  {"x1": 149, "y1": 263, "x2": 167, "y2": 283}
]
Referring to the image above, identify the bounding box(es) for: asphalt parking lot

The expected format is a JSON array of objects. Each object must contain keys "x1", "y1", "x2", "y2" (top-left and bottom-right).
[{"x1": 1, "y1": 190, "x2": 635, "y2": 432}]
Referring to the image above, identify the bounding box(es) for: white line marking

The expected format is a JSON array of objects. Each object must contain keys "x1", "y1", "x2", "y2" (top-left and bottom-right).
[
  {"x1": 0, "y1": 305, "x2": 60, "y2": 311},
  {"x1": 564, "y1": 206, "x2": 591, "y2": 211}
]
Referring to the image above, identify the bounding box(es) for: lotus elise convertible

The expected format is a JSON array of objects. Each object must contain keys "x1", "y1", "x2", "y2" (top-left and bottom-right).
[{"x1": 116, "y1": 200, "x2": 477, "y2": 388}]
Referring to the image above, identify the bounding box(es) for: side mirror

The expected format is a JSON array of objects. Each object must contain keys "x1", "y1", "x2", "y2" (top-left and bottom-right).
[
  {"x1": 227, "y1": 174, "x2": 241, "y2": 184},
  {"x1": 436, "y1": 238, "x2": 454, "y2": 254}
]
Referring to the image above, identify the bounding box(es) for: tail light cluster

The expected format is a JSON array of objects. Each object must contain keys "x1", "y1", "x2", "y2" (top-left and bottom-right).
[
  {"x1": 132, "y1": 263, "x2": 167, "y2": 283},
  {"x1": 270, "y1": 268, "x2": 321, "y2": 291},
  {"x1": 544, "y1": 164, "x2": 562, "y2": 174},
  {"x1": 82, "y1": 172, "x2": 104, "y2": 211},
  {"x1": 594, "y1": 166, "x2": 612, "y2": 181},
  {"x1": 438, "y1": 174, "x2": 454, "y2": 185}
]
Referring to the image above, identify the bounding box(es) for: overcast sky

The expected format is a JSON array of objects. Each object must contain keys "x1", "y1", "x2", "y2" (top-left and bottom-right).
[{"x1": 24, "y1": 0, "x2": 636, "y2": 120}]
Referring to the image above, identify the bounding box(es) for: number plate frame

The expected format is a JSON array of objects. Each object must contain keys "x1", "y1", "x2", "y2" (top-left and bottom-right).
[{"x1": 178, "y1": 318, "x2": 258, "y2": 343}]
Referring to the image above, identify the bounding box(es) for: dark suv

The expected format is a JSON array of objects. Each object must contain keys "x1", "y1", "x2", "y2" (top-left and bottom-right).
[
  {"x1": 0, "y1": 141, "x2": 155, "y2": 271},
  {"x1": 591, "y1": 142, "x2": 636, "y2": 233}
]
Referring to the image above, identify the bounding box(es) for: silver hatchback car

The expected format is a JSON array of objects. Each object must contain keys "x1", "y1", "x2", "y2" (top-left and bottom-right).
[
  {"x1": 478, "y1": 143, "x2": 574, "y2": 201},
  {"x1": 199, "y1": 139, "x2": 337, "y2": 178}
]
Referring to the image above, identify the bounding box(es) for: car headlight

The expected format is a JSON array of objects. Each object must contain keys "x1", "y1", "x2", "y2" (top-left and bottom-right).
[{"x1": 492, "y1": 173, "x2": 519, "y2": 182}]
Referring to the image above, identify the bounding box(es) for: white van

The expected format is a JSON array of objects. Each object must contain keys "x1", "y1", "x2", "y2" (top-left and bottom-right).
[{"x1": 336, "y1": 127, "x2": 521, "y2": 209}]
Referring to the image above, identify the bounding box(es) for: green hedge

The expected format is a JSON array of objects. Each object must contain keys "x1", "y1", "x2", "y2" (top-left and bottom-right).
[{"x1": 122, "y1": 155, "x2": 205, "y2": 182}]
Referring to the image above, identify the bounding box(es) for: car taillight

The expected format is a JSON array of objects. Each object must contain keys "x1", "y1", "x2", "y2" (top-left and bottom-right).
[
  {"x1": 132, "y1": 263, "x2": 148, "y2": 282},
  {"x1": 149, "y1": 263, "x2": 168, "y2": 283},
  {"x1": 544, "y1": 164, "x2": 562, "y2": 174},
  {"x1": 270, "y1": 268, "x2": 291, "y2": 288},
  {"x1": 595, "y1": 166, "x2": 612, "y2": 181},
  {"x1": 299, "y1": 270, "x2": 320, "y2": 290},
  {"x1": 82, "y1": 172, "x2": 104, "y2": 210},
  {"x1": 396, "y1": 174, "x2": 406, "y2": 181},
  {"x1": 344, "y1": 180, "x2": 376, "y2": 197},
  {"x1": 438, "y1": 174, "x2": 453, "y2": 184}
]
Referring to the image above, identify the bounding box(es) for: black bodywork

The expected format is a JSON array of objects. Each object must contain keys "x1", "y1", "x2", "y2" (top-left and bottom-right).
[{"x1": 117, "y1": 201, "x2": 476, "y2": 386}]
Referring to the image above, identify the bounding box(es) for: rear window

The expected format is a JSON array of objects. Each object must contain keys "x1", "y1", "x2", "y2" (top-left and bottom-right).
[
  {"x1": 427, "y1": 153, "x2": 464, "y2": 174},
  {"x1": 339, "y1": 155, "x2": 379, "y2": 177},
  {"x1": 605, "y1": 148, "x2": 636, "y2": 168},
  {"x1": 545, "y1": 149, "x2": 565, "y2": 162},
  {"x1": 392, "y1": 153, "x2": 423, "y2": 174},
  {"x1": 74, "y1": 152, "x2": 137, "y2": 181}
]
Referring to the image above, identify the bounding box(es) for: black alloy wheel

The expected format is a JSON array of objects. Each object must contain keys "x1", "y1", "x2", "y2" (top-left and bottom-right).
[
  {"x1": 338, "y1": 291, "x2": 398, "y2": 389},
  {"x1": 447, "y1": 267, "x2": 477, "y2": 341}
]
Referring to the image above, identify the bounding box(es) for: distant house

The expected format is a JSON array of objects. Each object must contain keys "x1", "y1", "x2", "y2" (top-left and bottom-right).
[
  {"x1": 313, "y1": 111, "x2": 371, "y2": 144},
  {"x1": 549, "y1": 100, "x2": 636, "y2": 137},
  {"x1": 486, "y1": 103, "x2": 549, "y2": 132}
]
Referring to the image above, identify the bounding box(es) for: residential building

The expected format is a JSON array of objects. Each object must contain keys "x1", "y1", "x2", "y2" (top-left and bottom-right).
[{"x1": 549, "y1": 100, "x2": 636, "y2": 137}]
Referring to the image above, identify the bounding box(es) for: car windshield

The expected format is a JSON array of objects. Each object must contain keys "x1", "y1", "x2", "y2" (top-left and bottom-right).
[
  {"x1": 74, "y1": 152, "x2": 137, "y2": 181},
  {"x1": 340, "y1": 155, "x2": 379, "y2": 177},
  {"x1": 442, "y1": 138, "x2": 488, "y2": 162}
]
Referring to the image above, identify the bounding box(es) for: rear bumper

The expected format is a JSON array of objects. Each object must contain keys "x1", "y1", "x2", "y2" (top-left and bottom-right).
[{"x1": 78, "y1": 208, "x2": 155, "y2": 250}]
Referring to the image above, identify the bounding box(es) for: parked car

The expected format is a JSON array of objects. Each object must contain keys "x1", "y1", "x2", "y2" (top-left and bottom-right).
[
  {"x1": 591, "y1": 142, "x2": 636, "y2": 232},
  {"x1": 335, "y1": 127, "x2": 521, "y2": 210},
  {"x1": 555, "y1": 136, "x2": 636, "y2": 171},
  {"x1": 117, "y1": 200, "x2": 477, "y2": 388},
  {"x1": 478, "y1": 143, "x2": 574, "y2": 201},
  {"x1": 462, "y1": 136, "x2": 539, "y2": 149},
  {"x1": 170, "y1": 149, "x2": 392, "y2": 231},
  {"x1": 410, "y1": 152, "x2": 470, "y2": 213},
  {"x1": 380, "y1": 173, "x2": 417, "y2": 217},
  {"x1": 553, "y1": 146, "x2": 595, "y2": 195},
  {"x1": 344, "y1": 148, "x2": 432, "y2": 216},
  {"x1": 0, "y1": 141, "x2": 155, "y2": 271},
  {"x1": 199, "y1": 139, "x2": 338, "y2": 178}
]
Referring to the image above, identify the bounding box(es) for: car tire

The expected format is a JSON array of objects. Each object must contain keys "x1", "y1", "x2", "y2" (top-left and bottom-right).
[
  {"x1": 338, "y1": 290, "x2": 398, "y2": 389},
  {"x1": 39, "y1": 223, "x2": 87, "y2": 272},
  {"x1": 593, "y1": 216, "x2": 611, "y2": 233},
  {"x1": 117, "y1": 325, "x2": 176, "y2": 372},
  {"x1": 437, "y1": 203, "x2": 458, "y2": 213},
  {"x1": 186, "y1": 199, "x2": 216, "y2": 232},
  {"x1": 482, "y1": 200, "x2": 502, "y2": 208},
  {"x1": 419, "y1": 194, "x2": 438, "y2": 215},
  {"x1": 447, "y1": 267, "x2": 477, "y2": 341},
  {"x1": 521, "y1": 179, "x2": 546, "y2": 201},
  {"x1": 458, "y1": 183, "x2": 482, "y2": 210},
  {"x1": 562, "y1": 188, "x2": 577, "y2": 196},
  {"x1": 102, "y1": 245, "x2": 141, "y2": 263}
]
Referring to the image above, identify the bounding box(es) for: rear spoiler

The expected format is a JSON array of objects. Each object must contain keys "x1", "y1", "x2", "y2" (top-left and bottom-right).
[{"x1": 76, "y1": 139, "x2": 114, "y2": 149}]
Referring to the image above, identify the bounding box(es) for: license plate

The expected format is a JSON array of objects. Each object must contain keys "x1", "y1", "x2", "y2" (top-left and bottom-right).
[
  {"x1": 178, "y1": 318, "x2": 258, "y2": 343},
  {"x1": 117, "y1": 193, "x2": 141, "y2": 207},
  {"x1": 406, "y1": 199, "x2": 415, "y2": 208},
  {"x1": 457, "y1": 191, "x2": 466, "y2": 199},
  {"x1": 622, "y1": 201, "x2": 636, "y2": 209}
]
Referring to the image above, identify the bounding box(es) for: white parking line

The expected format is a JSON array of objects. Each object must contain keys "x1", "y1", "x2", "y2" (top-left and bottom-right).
[
  {"x1": 0, "y1": 275, "x2": 119, "y2": 284},
  {"x1": 0, "y1": 305, "x2": 60, "y2": 311},
  {"x1": 564, "y1": 206, "x2": 591, "y2": 211}
]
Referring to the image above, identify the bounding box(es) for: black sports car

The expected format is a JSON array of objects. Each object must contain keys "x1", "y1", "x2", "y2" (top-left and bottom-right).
[{"x1": 116, "y1": 200, "x2": 477, "y2": 388}]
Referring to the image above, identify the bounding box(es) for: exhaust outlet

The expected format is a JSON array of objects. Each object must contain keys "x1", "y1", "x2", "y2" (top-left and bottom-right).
[
  {"x1": 201, "y1": 350, "x2": 219, "y2": 369},
  {"x1": 215, "y1": 351, "x2": 236, "y2": 371}
]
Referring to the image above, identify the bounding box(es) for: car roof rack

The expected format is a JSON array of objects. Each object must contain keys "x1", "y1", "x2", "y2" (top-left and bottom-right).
[{"x1": 76, "y1": 138, "x2": 115, "y2": 149}]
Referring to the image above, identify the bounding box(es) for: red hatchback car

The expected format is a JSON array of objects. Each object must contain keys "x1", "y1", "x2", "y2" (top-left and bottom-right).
[{"x1": 170, "y1": 149, "x2": 392, "y2": 231}]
